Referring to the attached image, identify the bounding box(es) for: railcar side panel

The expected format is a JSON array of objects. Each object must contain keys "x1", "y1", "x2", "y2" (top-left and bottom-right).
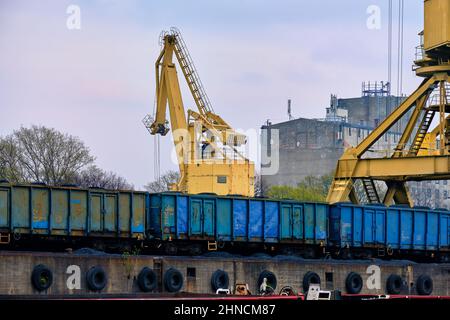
[
  {"x1": 264, "y1": 201, "x2": 279, "y2": 243},
  {"x1": 0, "y1": 188, "x2": 9, "y2": 229},
  {"x1": 176, "y1": 195, "x2": 188, "y2": 239},
  {"x1": 216, "y1": 198, "x2": 232, "y2": 241},
  {"x1": 248, "y1": 200, "x2": 263, "y2": 242},
  {"x1": 233, "y1": 199, "x2": 248, "y2": 241}
]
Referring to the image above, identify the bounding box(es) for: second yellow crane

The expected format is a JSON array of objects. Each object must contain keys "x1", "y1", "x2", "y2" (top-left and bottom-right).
[{"x1": 144, "y1": 28, "x2": 255, "y2": 197}]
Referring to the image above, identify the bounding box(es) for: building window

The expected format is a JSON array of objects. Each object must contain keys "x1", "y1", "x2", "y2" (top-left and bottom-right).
[
  {"x1": 444, "y1": 190, "x2": 448, "y2": 199},
  {"x1": 435, "y1": 190, "x2": 440, "y2": 198},
  {"x1": 217, "y1": 176, "x2": 227, "y2": 184},
  {"x1": 427, "y1": 189, "x2": 431, "y2": 197},
  {"x1": 444, "y1": 180, "x2": 448, "y2": 185},
  {"x1": 357, "y1": 129, "x2": 361, "y2": 138},
  {"x1": 348, "y1": 127, "x2": 351, "y2": 136}
]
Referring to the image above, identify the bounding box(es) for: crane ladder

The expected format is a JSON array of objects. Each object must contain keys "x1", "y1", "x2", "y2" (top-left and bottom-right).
[
  {"x1": 362, "y1": 179, "x2": 380, "y2": 203},
  {"x1": 408, "y1": 108, "x2": 435, "y2": 156},
  {"x1": 170, "y1": 28, "x2": 214, "y2": 116}
]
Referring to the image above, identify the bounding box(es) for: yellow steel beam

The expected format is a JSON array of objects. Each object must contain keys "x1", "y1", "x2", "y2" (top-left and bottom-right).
[
  {"x1": 337, "y1": 155, "x2": 450, "y2": 180},
  {"x1": 383, "y1": 181, "x2": 413, "y2": 207},
  {"x1": 354, "y1": 76, "x2": 437, "y2": 157}
]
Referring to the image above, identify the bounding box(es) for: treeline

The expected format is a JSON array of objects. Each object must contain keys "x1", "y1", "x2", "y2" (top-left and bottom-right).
[
  {"x1": 267, "y1": 174, "x2": 333, "y2": 202},
  {"x1": 0, "y1": 125, "x2": 133, "y2": 190}
]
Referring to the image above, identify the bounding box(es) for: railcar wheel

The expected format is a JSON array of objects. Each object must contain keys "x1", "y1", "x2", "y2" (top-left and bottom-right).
[
  {"x1": 339, "y1": 248, "x2": 353, "y2": 260},
  {"x1": 164, "y1": 243, "x2": 178, "y2": 255},
  {"x1": 217, "y1": 239, "x2": 225, "y2": 249},
  {"x1": 345, "y1": 272, "x2": 363, "y2": 294},
  {"x1": 386, "y1": 274, "x2": 402, "y2": 294},
  {"x1": 188, "y1": 244, "x2": 202, "y2": 256},
  {"x1": 31, "y1": 265, "x2": 53, "y2": 291},
  {"x1": 416, "y1": 275, "x2": 433, "y2": 296},
  {"x1": 257, "y1": 270, "x2": 277, "y2": 293},
  {"x1": 164, "y1": 268, "x2": 183, "y2": 292},
  {"x1": 137, "y1": 267, "x2": 157, "y2": 292},
  {"x1": 303, "y1": 271, "x2": 321, "y2": 293},
  {"x1": 211, "y1": 269, "x2": 229, "y2": 292},
  {"x1": 86, "y1": 266, "x2": 107, "y2": 291}
]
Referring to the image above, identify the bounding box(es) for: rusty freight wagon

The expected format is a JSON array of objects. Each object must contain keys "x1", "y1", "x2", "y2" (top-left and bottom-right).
[
  {"x1": 148, "y1": 192, "x2": 329, "y2": 257},
  {"x1": 0, "y1": 181, "x2": 147, "y2": 250}
]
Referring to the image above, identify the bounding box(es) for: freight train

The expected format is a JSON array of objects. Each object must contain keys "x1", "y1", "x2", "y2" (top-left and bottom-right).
[{"x1": 0, "y1": 181, "x2": 449, "y2": 262}]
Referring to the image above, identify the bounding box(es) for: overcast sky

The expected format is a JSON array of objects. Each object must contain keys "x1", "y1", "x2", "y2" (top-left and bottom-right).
[{"x1": 0, "y1": 0, "x2": 424, "y2": 190}]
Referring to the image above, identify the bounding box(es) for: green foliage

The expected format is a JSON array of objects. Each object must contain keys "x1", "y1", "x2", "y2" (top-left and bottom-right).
[
  {"x1": 121, "y1": 246, "x2": 141, "y2": 279},
  {"x1": 267, "y1": 173, "x2": 334, "y2": 202}
]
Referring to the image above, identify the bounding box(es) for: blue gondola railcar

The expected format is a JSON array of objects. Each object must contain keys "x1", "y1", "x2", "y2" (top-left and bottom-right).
[
  {"x1": 329, "y1": 202, "x2": 450, "y2": 260},
  {"x1": 148, "y1": 193, "x2": 328, "y2": 256}
]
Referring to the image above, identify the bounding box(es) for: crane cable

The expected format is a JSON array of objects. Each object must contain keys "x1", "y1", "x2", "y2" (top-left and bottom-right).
[
  {"x1": 152, "y1": 89, "x2": 161, "y2": 184},
  {"x1": 388, "y1": 0, "x2": 392, "y2": 90},
  {"x1": 396, "y1": 0, "x2": 404, "y2": 97}
]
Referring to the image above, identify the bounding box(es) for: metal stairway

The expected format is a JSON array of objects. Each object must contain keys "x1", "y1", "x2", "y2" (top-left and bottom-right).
[
  {"x1": 362, "y1": 179, "x2": 380, "y2": 203},
  {"x1": 170, "y1": 28, "x2": 214, "y2": 116},
  {"x1": 408, "y1": 109, "x2": 435, "y2": 156}
]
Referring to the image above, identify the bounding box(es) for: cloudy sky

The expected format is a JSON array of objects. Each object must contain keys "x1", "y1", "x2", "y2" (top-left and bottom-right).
[{"x1": 0, "y1": 0, "x2": 423, "y2": 190}]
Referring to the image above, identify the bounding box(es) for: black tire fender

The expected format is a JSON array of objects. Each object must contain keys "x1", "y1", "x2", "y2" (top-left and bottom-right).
[
  {"x1": 257, "y1": 270, "x2": 277, "y2": 292},
  {"x1": 345, "y1": 272, "x2": 363, "y2": 294},
  {"x1": 303, "y1": 271, "x2": 321, "y2": 293},
  {"x1": 416, "y1": 274, "x2": 433, "y2": 296},
  {"x1": 86, "y1": 266, "x2": 107, "y2": 291},
  {"x1": 386, "y1": 274, "x2": 403, "y2": 294},
  {"x1": 137, "y1": 267, "x2": 157, "y2": 292},
  {"x1": 31, "y1": 264, "x2": 53, "y2": 291},
  {"x1": 164, "y1": 268, "x2": 183, "y2": 293},
  {"x1": 211, "y1": 269, "x2": 229, "y2": 292}
]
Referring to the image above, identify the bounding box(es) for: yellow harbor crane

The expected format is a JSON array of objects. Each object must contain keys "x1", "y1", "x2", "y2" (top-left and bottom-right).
[
  {"x1": 144, "y1": 28, "x2": 255, "y2": 196},
  {"x1": 327, "y1": 0, "x2": 450, "y2": 207}
]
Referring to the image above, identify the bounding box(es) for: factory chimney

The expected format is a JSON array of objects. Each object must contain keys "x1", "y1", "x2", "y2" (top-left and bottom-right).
[{"x1": 287, "y1": 99, "x2": 293, "y2": 120}]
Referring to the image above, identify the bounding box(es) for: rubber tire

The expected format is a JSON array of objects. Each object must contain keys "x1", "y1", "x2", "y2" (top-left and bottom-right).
[
  {"x1": 345, "y1": 272, "x2": 363, "y2": 294},
  {"x1": 211, "y1": 269, "x2": 229, "y2": 292},
  {"x1": 386, "y1": 274, "x2": 402, "y2": 294},
  {"x1": 257, "y1": 270, "x2": 277, "y2": 291},
  {"x1": 137, "y1": 267, "x2": 157, "y2": 292},
  {"x1": 164, "y1": 268, "x2": 183, "y2": 293},
  {"x1": 31, "y1": 265, "x2": 53, "y2": 291},
  {"x1": 86, "y1": 266, "x2": 107, "y2": 291},
  {"x1": 303, "y1": 271, "x2": 321, "y2": 293},
  {"x1": 416, "y1": 274, "x2": 433, "y2": 296}
]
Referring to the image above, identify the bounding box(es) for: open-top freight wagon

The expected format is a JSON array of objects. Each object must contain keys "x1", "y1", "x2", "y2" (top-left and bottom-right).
[
  {"x1": 329, "y1": 203, "x2": 450, "y2": 261},
  {"x1": 149, "y1": 193, "x2": 328, "y2": 256},
  {"x1": 0, "y1": 181, "x2": 147, "y2": 250},
  {"x1": 0, "y1": 181, "x2": 449, "y2": 261}
]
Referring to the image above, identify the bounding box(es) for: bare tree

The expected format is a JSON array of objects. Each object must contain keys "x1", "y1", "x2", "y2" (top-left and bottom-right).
[
  {"x1": 144, "y1": 170, "x2": 179, "y2": 193},
  {"x1": 0, "y1": 126, "x2": 95, "y2": 185},
  {"x1": 74, "y1": 165, "x2": 133, "y2": 190},
  {"x1": 0, "y1": 126, "x2": 134, "y2": 190},
  {"x1": 254, "y1": 170, "x2": 269, "y2": 197},
  {"x1": 0, "y1": 136, "x2": 26, "y2": 182}
]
